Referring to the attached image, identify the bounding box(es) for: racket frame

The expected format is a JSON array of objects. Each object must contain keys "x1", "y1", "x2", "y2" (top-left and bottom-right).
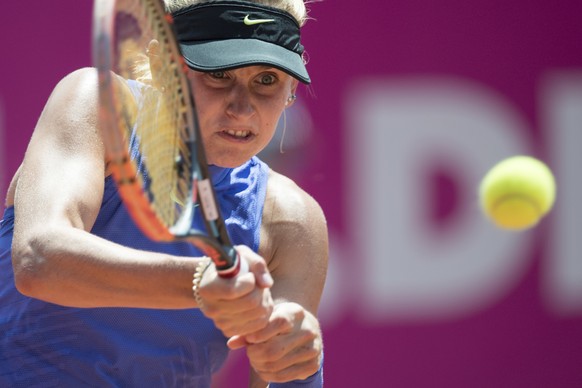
[{"x1": 93, "y1": 0, "x2": 241, "y2": 277}]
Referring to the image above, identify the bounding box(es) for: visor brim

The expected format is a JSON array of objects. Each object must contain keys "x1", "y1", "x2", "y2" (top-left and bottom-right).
[{"x1": 179, "y1": 39, "x2": 311, "y2": 84}]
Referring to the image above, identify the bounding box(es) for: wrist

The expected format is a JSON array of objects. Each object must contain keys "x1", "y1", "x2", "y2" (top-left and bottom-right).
[{"x1": 192, "y1": 257, "x2": 212, "y2": 308}]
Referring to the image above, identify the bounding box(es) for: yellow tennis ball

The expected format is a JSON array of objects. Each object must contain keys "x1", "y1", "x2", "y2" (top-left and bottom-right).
[{"x1": 479, "y1": 156, "x2": 556, "y2": 230}]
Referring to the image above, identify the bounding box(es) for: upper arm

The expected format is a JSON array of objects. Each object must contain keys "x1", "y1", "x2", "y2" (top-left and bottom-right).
[
  {"x1": 260, "y1": 171, "x2": 329, "y2": 314},
  {"x1": 13, "y1": 68, "x2": 106, "y2": 245}
]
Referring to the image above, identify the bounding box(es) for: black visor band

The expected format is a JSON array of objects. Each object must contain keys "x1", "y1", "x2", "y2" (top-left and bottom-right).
[{"x1": 172, "y1": 1, "x2": 305, "y2": 55}]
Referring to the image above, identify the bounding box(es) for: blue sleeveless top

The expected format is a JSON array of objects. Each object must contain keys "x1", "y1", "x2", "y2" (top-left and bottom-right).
[{"x1": 0, "y1": 159, "x2": 270, "y2": 387}]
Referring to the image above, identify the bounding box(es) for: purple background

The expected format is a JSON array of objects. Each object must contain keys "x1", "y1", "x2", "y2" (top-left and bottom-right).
[{"x1": 2, "y1": 1, "x2": 582, "y2": 387}]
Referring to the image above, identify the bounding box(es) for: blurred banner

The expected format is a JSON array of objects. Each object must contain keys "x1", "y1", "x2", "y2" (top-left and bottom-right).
[{"x1": 2, "y1": 1, "x2": 582, "y2": 387}]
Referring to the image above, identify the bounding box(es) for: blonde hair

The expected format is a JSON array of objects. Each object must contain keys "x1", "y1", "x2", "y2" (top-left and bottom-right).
[
  {"x1": 164, "y1": 0, "x2": 309, "y2": 26},
  {"x1": 131, "y1": 0, "x2": 310, "y2": 83}
]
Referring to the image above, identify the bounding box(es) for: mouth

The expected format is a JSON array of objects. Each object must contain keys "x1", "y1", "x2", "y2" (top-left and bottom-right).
[
  {"x1": 225, "y1": 129, "x2": 251, "y2": 138},
  {"x1": 220, "y1": 128, "x2": 254, "y2": 141}
]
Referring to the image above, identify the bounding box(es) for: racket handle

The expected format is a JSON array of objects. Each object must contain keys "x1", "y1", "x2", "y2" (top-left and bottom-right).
[{"x1": 216, "y1": 249, "x2": 248, "y2": 278}]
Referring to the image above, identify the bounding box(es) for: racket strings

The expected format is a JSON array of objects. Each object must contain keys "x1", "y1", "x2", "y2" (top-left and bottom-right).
[{"x1": 116, "y1": 0, "x2": 193, "y2": 228}]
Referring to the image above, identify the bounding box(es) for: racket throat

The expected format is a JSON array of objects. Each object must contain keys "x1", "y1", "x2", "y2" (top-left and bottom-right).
[{"x1": 169, "y1": 200, "x2": 196, "y2": 236}]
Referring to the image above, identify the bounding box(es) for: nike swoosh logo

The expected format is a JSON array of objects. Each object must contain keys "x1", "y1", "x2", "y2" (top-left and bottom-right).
[{"x1": 243, "y1": 15, "x2": 275, "y2": 26}]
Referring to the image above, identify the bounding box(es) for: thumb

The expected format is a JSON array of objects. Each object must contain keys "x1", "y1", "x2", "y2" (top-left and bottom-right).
[
  {"x1": 236, "y1": 245, "x2": 273, "y2": 288},
  {"x1": 227, "y1": 335, "x2": 248, "y2": 350},
  {"x1": 252, "y1": 263, "x2": 274, "y2": 289}
]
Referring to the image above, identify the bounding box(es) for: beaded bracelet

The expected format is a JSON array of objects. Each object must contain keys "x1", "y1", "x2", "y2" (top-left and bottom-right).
[{"x1": 192, "y1": 257, "x2": 211, "y2": 309}]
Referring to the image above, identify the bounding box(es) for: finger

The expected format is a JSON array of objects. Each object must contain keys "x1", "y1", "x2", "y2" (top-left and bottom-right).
[
  {"x1": 235, "y1": 245, "x2": 273, "y2": 288},
  {"x1": 216, "y1": 313, "x2": 273, "y2": 338},
  {"x1": 253, "y1": 337, "x2": 321, "y2": 370},
  {"x1": 202, "y1": 280, "x2": 272, "y2": 312},
  {"x1": 200, "y1": 270, "x2": 256, "y2": 302},
  {"x1": 253, "y1": 334, "x2": 322, "y2": 382},
  {"x1": 245, "y1": 314, "x2": 293, "y2": 345},
  {"x1": 146, "y1": 39, "x2": 163, "y2": 89},
  {"x1": 226, "y1": 335, "x2": 247, "y2": 350},
  {"x1": 247, "y1": 325, "x2": 317, "y2": 365},
  {"x1": 227, "y1": 302, "x2": 293, "y2": 349},
  {"x1": 255, "y1": 357, "x2": 321, "y2": 384},
  {"x1": 245, "y1": 302, "x2": 304, "y2": 344}
]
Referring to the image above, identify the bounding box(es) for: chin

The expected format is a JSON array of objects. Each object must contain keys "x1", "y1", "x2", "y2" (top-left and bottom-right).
[
  {"x1": 207, "y1": 148, "x2": 258, "y2": 168},
  {"x1": 208, "y1": 157, "x2": 250, "y2": 169}
]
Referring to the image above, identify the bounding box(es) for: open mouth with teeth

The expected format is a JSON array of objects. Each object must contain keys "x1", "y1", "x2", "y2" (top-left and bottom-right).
[{"x1": 224, "y1": 129, "x2": 252, "y2": 139}]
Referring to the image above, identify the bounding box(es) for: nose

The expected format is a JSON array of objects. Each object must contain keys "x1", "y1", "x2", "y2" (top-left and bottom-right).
[{"x1": 225, "y1": 84, "x2": 255, "y2": 119}]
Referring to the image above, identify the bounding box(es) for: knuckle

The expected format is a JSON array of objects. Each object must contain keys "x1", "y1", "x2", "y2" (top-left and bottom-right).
[
  {"x1": 301, "y1": 327, "x2": 318, "y2": 342},
  {"x1": 272, "y1": 315, "x2": 292, "y2": 331},
  {"x1": 260, "y1": 343, "x2": 284, "y2": 360},
  {"x1": 218, "y1": 323, "x2": 236, "y2": 337},
  {"x1": 303, "y1": 346, "x2": 320, "y2": 361},
  {"x1": 247, "y1": 319, "x2": 267, "y2": 334},
  {"x1": 250, "y1": 290, "x2": 265, "y2": 308},
  {"x1": 294, "y1": 304, "x2": 306, "y2": 318}
]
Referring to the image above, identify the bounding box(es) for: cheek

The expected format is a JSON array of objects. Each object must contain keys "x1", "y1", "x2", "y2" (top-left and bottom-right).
[
  {"x1": 190, "y1": 90, "x2": 216, "y2": 126},
  {"x1": 261, "y1": 111, "x2": 284, "y2": 139},
  {"x1": 188, "y1": 76, "x2": 213, "y2": 110},
  {"x1": 262, "y1": 98, "x2": 287, "y2": 125}
]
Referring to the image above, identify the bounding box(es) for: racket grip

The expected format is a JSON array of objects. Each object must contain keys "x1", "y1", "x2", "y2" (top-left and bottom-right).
[{"x1": 216, "y1": 249, "x2": 248, "y2": 278}]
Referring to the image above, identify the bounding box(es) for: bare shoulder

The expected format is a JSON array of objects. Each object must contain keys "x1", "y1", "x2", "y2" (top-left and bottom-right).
[
  {"x1": 260, "y1": 169, "x2": 328, "y2": 268},
  {"x1": 51, "y1": 67, "x2": 100, "y2": 104},
  {"x1": 11, "y1": 67, "x2": 111, "y2": 231},
  {"x1": 40, "y1": 67, "x2": 132, "y2": 136},
  {"x1": 264, "y1": 170, "x2": 326, "y2": 226},
  {"x1": 34, "y1": 68, "x2": 101, "y2": 142},
  {"x1": 19, "y1": 67, "x2": 104, "y2": 182},
  {"x1": 5, "y1": 68, "x2": 100, "y2": 207},
  {"x1": 59, "y1": 67, "x2": 98, "y2": 86}
]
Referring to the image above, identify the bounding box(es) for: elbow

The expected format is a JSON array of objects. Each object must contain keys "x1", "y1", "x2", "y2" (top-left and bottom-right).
[
  {"x1": 13, "y1": 270, "x2": 40, "y2": 299},
  {"x1": 12, "y1": 237, "x2": 49, "y2": 298}
]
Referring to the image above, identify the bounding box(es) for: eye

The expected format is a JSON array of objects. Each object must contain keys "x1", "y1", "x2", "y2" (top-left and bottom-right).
[
  {"x1": 208, "y1": 71, "x2": 228, "y2": 79},
  {"x1": 257, "y1": 73, "x2": 277, "y2": 85}
]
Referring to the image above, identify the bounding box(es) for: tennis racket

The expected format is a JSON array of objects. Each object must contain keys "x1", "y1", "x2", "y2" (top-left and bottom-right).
[{"x1": 93, "y1": 0, "x2": 244, "y2": 277}]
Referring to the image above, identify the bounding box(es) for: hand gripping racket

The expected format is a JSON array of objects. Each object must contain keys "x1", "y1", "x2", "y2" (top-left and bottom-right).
[{"x1": 93, "y1": 0, "x2": 245, "y2": 277}]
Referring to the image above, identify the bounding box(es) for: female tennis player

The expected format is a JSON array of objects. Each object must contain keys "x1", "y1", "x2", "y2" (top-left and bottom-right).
[{"x1": 0, "y1": 0, "x2": 327, "y2": 386}]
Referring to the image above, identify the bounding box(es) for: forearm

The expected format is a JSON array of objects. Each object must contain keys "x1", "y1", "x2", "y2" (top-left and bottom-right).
[{"x1": 12, "y1": 225, "x2": 200, "y2": 309}]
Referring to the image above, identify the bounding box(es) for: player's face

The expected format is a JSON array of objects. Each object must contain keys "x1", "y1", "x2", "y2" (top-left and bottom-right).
[{"x1": 188, "y1": 66, "x2": 298, "y2": 168}]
